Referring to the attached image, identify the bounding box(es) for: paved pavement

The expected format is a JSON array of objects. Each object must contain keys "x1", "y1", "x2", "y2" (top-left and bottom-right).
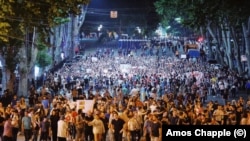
[{"x1": 17, "y1": 135, "x2": 25, "y2": 141}]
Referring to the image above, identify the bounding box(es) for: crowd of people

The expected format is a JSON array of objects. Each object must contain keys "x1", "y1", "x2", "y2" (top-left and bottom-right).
[{"x1": 0, "y1": 39, "x2": 250, "y2": 141}]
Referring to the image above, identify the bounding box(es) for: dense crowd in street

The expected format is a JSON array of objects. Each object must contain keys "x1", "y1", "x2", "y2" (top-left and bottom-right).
[{"x1": 0, "y1": 39, "x2": 250, "y2": 141}]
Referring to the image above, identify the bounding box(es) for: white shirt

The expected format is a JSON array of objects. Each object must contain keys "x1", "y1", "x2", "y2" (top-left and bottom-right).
[{"x1": 57, "y1": 120, "x2": 68, "y2": 138}]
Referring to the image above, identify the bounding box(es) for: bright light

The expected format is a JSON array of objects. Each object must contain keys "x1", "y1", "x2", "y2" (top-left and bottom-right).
[
  {"x1": 34, "y1": 65, "x2": 39, "y2": 79},
  {"x1": 61, "y1": 52, "x2": 65, "y2": 60},
  {"x1": 110, "y1": 11, "x2": 118, "y2": 18},
  {"x1": 175, "y1": 17, "x2": 181, "y2": 23},
  {"x1": 138, "y1": 29, "x2": 141, "y2": 33},
  {"x1": 136, "y1": 27, "x2": 141, "y2": 33},
  {"x1": 98, "y1": 25, "x2": 103, "y2": 31},
  {"x1": 198, "y1": 37, "x2": 204, "y2": 42},
  {"x1": 0, "y1": 61, "x2": 2, "y2": 68}
]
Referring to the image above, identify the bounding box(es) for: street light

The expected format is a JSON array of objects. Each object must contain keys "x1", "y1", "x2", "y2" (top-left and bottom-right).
[
  {"x1": 175, "y1": 17, "x2": 181, "y2": 23},
  {"x1": 98, "y1": 24, "x2": 102, "y2": 31},
  {"x1": 97, "y1": 25, "x2": 103, "y2": 37},
  {"x1": 136, "y1": 27, "x2": 141, "y2": 34}
]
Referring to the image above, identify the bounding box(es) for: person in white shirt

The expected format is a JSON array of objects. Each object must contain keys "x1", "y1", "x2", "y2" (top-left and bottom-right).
[
  {"x1": 88, "y1": 114, "x2": 105, "y2": 141},
  {"x1": 57, "y1": 116, "x2": 68, "y2": 141},
  {"x1": 218, "y1": 81, "x2": 225, "y2": 96}
]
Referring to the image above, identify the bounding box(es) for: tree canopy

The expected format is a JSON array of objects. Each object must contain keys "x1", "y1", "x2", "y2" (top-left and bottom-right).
[
  {"x1": 0, "y1": 0, "x2": 90, "y2": 69},
  {"x1": 154, "y1": 0, "x2": 250, "y2": 34},
  {"x1": 0, "y1": 0, "x2": 90, "y2": 43}
]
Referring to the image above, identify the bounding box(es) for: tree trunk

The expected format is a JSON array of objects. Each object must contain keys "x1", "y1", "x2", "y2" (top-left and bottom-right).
[
  {"x1": 0, "y1": 55, "x2": 6, "y2": 92},
  {"x1": 18, "y1": 45, "x2": 28, "y2": 97},
  {"x1": 231, "y1": 26, "x2": 243, "y2": 74},
  {"x1": 207, "y1": 25, "x2": 223, "y2": 63},
  {"x1": 18, "y1": 27, "x2": 38, "y2": 97},
  {"x1": 50, "y1": 25, "x2": 64, "y2": 65},
  {"x1": 242, "y1": 16, "x2": 250, "y2": 77},
  {"x1": 66, "y1": 19, "x2": 73, "y2": 58},
  {"x1": 71, "y1": 15, "x2": 79, "y2": 57},
  {"x1": 6, "y1": 70, "x2": 15, "y2": 94},
  {"x1": 71, "y1": 5, "x2": 88, "y2": 58},
  {"x1": 205, "y1": 31, "x2": 213, "y2": 58},
  {"x1": 55, "y1": 25, "x2": 64, "y2": 62},
  {"x1": 221, "y1": 23, "x2": 233, "y2": 69}
]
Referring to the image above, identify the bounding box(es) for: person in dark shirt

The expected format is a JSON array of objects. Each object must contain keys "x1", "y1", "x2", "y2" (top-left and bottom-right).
[
  {"x1": 150, "y1": 114, "x2": 162, "y2": 140},
  {"x1": 100, "y1": 112, "x2": 109, "y2": 141},
  {"x1": 111, "y1": 111, "x2": 125, "y2": 141},
  {"x1": 40, "y1": 117, "x2": 50, "y2": 141},
  {"x1": 28, "y1": 94, "x2": 35, "y2": 107},
  {"x1": 84, "y1": 111, "x2": 94, "y2": 141},
  {"x1": 245, "y1": 80, "x2": 250, "y2": 95},
  {"x1": 50, "y1": 110, "x2": 60, "y2": 141},
  {"x1": 11, "y1": 95, "x2": 18, "y2": 107},
  {"x1": 32, "y1": 113, "x2": 40, "y2": 141},
  {"x1": 0, "y1": 112, "x2": 4, "y2": 141}
]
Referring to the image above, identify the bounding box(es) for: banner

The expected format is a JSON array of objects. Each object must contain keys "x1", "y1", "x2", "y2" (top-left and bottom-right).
[
  {"x1": 120, "y1": 64, "x2": 132, "y2": 73},
  {"x1": 91, "y1": 57, "x2": 98, "y2": 62},
  {"x1": 76, "y1": 100, "x2": 95, "y2": 113},
  {"x1": 181, "y1": 54, "x2": 187, "y2": 59},
  {"x1": 241, "y1": 55, "x2": 247, "y2": 62}
]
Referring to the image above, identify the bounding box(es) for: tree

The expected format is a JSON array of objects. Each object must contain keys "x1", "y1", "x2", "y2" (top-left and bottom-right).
[
  {"x1": 0, "y1": 0, "x2": 90, "y2": 97},
  {"x1": 154, "y1": 0, "x2": 250, "y2": 76},
  {"x1": 36, "y1": 40, "x2": 52, "y2": 69}
]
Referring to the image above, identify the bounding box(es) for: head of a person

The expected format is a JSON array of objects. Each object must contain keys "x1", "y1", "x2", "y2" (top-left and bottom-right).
[
  {"x1": 87, "y1": 110, "x2": 92, "y2": 116},
  {"x1": 24, "y1": 111, "x2": 29, "y2": 116},
  {"x1": 52, "y1": 109, "x2": 57, "y2": 115},
  {"x1": 43, "y1": 117, "x2": 47, "y2": 122},
  {"x1": 127, "y1": 110, "x2": 134, "y2": 119},
  {"x1": 113, "y1": 111, "x2": 119, "y2": 120},
  {"x1": 5, "y1": 114, "x2": 11, "y2": 121},
  {"x1": 151, "y1": 114, "x2": 158, "y2": 121},
  {"x1": 99, "y1": 112, "x2": 106, "y2": 119},
  {"x1": 94, "y1": 114, "x2": 100, "y2": 119},
  {"x1": 78, "y1": 109, "x2": 82, "y2": 115},
  {"x1": 60, "y1": 115, "x2": 65, "y2": 120}
]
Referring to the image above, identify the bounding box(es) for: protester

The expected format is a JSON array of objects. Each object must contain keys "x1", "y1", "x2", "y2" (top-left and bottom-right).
[
  {"x1": 75, "y1": 109, "x2": 85, "y2": 141},
  {"x1": 39, "y1": 117, "x2": 50, "y2": 141},
  {"x1": 22, "y1": 111, "x2": 32, "y2": 141},
  {"x1": 3, "y1": 115, "x2": 13, "y2": 141},
  {"x1": 87, "y1": 113, "x2": 105, "y2": 141},
  {"x1": 57, "y1": 115, "x2": 68, "y2": 141}
]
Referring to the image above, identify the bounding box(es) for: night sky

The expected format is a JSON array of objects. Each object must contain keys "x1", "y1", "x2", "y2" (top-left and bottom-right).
[
  {"x1": 82, "y1": 0, "x2": 156, "y2": 30},
  {"x1": 88, "y1": 0, "x2": 147, "y2": 9}
]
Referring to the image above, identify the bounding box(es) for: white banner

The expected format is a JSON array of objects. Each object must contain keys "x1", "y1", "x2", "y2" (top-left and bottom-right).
[
  {"x1": 76, "y1": 100, "x2": 95, "y2": 113},
  {"x1": 86, "y1": 69, "x2": 92, "y2": 73},
  {"x1": 91, "y1": 57, "x2": 98, "y2": 62},
  {"x1": 181, "y1": 54, "x2": 187, "y2": 59},
  {"x1": 241, "y1": 55, "x2": 247, "y2": 62},
  {"x1": 120, "y1": 64, "x2": 132, "y2": 73}
]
